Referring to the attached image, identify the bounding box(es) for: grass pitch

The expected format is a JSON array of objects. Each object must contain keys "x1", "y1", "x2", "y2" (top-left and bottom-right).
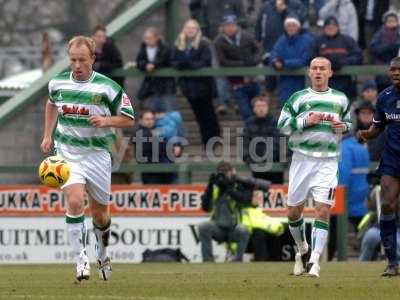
[{"x1": 0, "y1": 262, "x2": 399, "y2": 300}]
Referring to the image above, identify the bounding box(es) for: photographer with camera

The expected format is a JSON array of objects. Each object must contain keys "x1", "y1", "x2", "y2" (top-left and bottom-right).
[{"x1": 198, "y1": 162, "x2": 252, "y2": 262}]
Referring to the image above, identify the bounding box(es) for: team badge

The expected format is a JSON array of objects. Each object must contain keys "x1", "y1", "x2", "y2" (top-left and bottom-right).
[
  {"x1": 396, "y1": 100, "x2": 400, "y2": 109},
  {"x1": 92, "y1": 94, "x2": 102, "y2": 105}
]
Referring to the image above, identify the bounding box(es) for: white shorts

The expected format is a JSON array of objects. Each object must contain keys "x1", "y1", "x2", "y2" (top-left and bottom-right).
[
  {"x1": 287, "y1": 152, "x2": 338, "y2": 207},
  {"x1": 59, "y1": 150, "x2": 112, "y2": 205}
]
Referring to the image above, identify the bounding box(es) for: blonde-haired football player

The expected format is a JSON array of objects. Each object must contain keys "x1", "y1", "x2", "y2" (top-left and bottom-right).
[
  {"x1": 41, "y1": 36, "x2": 135, "y2": 281},
  {"x1": 278, "y1": 57, "x2": 351, "y2": 277}
]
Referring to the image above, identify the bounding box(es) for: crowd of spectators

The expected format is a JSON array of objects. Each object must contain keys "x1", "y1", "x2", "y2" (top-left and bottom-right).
[{"x1": 93, "y1": 1, "x2": 400, "y2": 261}]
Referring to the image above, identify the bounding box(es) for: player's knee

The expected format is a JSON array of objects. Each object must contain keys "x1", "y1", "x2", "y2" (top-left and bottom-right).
[
  {"x1": 92, "y1": 210, "x2": 109, "y2": 227},
  {"x1": 287, "y1": 207, "x2": 302, "y2": 221},
  {"x1": 236, "y1": 224, "x2": 250, "y2": 237},
  {"x1": 198, "y1": 221, "x2": 212, "y2": 236},
  {"x1": 66, "y1": 193, "x2": 84, "y2": 213},
  {"x1": 315, "y1": 205, "x2": 330, "y2": 221}
]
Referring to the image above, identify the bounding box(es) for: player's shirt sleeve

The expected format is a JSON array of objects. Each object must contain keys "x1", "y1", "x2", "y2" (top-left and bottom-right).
[
  {"x1": 110, "y1": 89, "x2": 135, "y2": 119},
  {"x1": 341, "y1": 96, "x2": 352, "y2": 133},
  {"x1": 277, "y1": 94, "x2": 305, "y2": 135},
  {"x1": 373, "y1": 97, "x2": 386, "y2": 128},
  {"x1": 48, "y1": 80, "x2": 56, "y2": 104}
]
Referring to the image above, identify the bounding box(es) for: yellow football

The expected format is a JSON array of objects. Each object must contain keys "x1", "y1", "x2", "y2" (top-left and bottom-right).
[{"x1": 38, "y1": 156, "x2": 70, "y2": 188}]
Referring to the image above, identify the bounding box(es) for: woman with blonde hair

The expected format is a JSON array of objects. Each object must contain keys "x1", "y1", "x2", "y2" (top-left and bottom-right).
[{"x1": 171, "y1": 19, "x2": 220, "y2": 147}]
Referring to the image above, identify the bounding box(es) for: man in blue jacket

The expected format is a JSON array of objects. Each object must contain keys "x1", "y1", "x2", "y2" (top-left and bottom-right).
[
  {"x1": 270, "y1": 16, "x2": 314, "y2": 105},
  {"x1": 255, "y1": 0, "x2": 306, "y2": 93},
  {"x1": 339, "y1": 133, "x2": 369, "y2": 228}
]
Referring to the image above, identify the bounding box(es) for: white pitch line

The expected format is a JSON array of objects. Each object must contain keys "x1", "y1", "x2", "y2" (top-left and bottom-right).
[{"x1": 0, "y1": 295, "x2": 171, "y2": 300}]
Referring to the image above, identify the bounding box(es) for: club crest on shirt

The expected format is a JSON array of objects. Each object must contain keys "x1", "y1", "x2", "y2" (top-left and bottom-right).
[
  {"x1": 92, "y1": 94, "x2": 102, "y2": 105},
  {"x1": 396, "y1": 100, "x2": 400, "y2": 109}
]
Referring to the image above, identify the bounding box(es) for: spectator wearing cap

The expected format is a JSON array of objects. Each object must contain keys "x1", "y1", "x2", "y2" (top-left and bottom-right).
[
  {"x1": 354, "y1": 100, "x2": 386, "y2": 162},
  {"x1": 215, "y1": 14, "x2": 261, "y2": 122},
  {"x1": 353, "y1": 0, "x2": 390, "y2": 49},
  {"x1": 92, "y1": 25, "x2": 125, "y2": 87},
  {"x1": 136, "y1": 27, "x2": 176, "y2": 111},
  {"x1": 171, "y1": 19, "x2": 221, "y2": 147},
  {"x1": 311, "y1": 16, "x2": 363, "y2": 100},
  {"x1": 352, "y1": 80, "x2": 378, "y2": 113},
  {"x1": 189, "y1": 0, "x2": 246, "y2": 39},
  {"x1": 270, "y1": 16, "x2": 314, "y2": 105},
  {"x1": 255, "y1": 0, "x2": 307, "y2": 93},
  {"x1": 319, "y1": 0, "x2": 359, "y2": 42},
  {"x1": 369, "y1": 11, "x2": 400, "y2": 92}
]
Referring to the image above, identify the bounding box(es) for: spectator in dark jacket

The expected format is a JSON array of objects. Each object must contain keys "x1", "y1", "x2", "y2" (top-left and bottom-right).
[
  {"x1": 136, "y1": 27, "x2": 176, "y2": 111},
  {"x1": 270, "y1": 16, "x2": 314, "y2": 104},
  {"x1": 353, "y1": 0, "x2": 389, "y2": 49},
  {"x1": 171, "y1": 19, "x2": 221, "y2": 147},
  {"x1": 92, "y1": 25, "x2": 124, "y2": 87},
  {"x1": 318, "y1": 0, "x2": 359, "y2": 42},
  {"x1": 243, "y1": 95, "x2": 284, "y2": 183},
  {"x1": 312, "y1": 16, "x2": 363, "y2": 99},
  {"x1": 215, "y1": 14, "x2": 261, "y2": 122},
  {"x1": 369, "y1": 11, "x2": 400, "y2": 92},
  {"x1": 255, "y1": 0, "x2": 306, "y2": 92},
  {"x1": 189, "y1": 0, "x2": 246, "y2": 39}
]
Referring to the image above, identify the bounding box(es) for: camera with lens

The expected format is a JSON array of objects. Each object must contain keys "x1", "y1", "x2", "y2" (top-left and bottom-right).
[
  {"x1": 232, "y1": 175, "x2": 271, "y2": 192},
  {"x1": 211, "y1": 172, "x2": 270, "y2": 192}
]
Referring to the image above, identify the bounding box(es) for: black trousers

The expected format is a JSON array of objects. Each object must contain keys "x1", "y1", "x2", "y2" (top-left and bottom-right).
[{"x1": 187, "y1": 95, "x2": 220, "y2": 146}]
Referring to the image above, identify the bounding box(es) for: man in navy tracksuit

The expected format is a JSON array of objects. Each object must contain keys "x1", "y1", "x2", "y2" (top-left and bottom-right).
[{"x1": 357, "y1": 57, "x2": 400, "y2": 276}]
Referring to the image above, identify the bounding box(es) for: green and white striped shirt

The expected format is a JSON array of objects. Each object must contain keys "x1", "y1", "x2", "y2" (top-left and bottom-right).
[
  {"x1": 277, "y1": 88, "x2": 352, "y2": 158},
  {"x1": 48, "y1": 71, "x2": 135, "y2": 152}
]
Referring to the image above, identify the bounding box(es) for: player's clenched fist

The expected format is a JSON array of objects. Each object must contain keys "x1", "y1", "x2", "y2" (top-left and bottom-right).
[
  {"x1": 40, "y1": 136, "x2": 53, "y2": 153},
  {"x1": 331, "y1": 120, "x2": 347, "y2": 134},
  {"x1": 89, "y1": 116, "x2": 109, "y2": 128},
  {"x1": 305, "y1": 112, "x2": 322, "y2": 127},
  {"x1": 356, "y1": 130, "x2": 369, "y2": 143}
]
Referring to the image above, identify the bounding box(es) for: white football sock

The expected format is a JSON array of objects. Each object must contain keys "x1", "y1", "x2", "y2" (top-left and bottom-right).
[
  {"x1": 66, "y1": 214, "x2": 87, "y2": 263},
  {"x1": 289, "y1": 216, "x2": 309, "y2": 254},
  {"x1": 310, "y1": 219, "x2": 329, "y2": 264}
]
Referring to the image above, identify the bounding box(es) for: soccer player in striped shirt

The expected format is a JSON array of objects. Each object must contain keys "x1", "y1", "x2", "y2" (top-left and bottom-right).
[
  {"x1": 40, "y1": 36, "x2": 135, "y2": 281},
  {"x1": 278, "y1": 57, "x2": 351, "y2": 277}
]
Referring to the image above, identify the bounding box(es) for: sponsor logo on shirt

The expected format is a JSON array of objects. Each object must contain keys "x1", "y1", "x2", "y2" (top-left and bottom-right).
[
  {"x1": 385, "y1": 112, "x2": 400, "y2": 121},
  {"x1": 122, "y1": 93, "x2": 131, "y2": 107},
  {"x1": 61, "y1": 105, "x2": 89, "y2": 116}
]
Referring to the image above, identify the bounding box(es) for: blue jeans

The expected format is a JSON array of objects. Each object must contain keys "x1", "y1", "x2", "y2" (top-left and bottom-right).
[
  {"x1": 359, "y1": 227, "x2": 400, "y2": 261},
  {"x1": 215, "y1": 77, "x2": 231, "y2": 107},
  {"x1": 143, "y1": 94, "x2": 177, "y2": 112},
  {"x1": 232, "y1": 82, "x2": 260, "y2": 122}
]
